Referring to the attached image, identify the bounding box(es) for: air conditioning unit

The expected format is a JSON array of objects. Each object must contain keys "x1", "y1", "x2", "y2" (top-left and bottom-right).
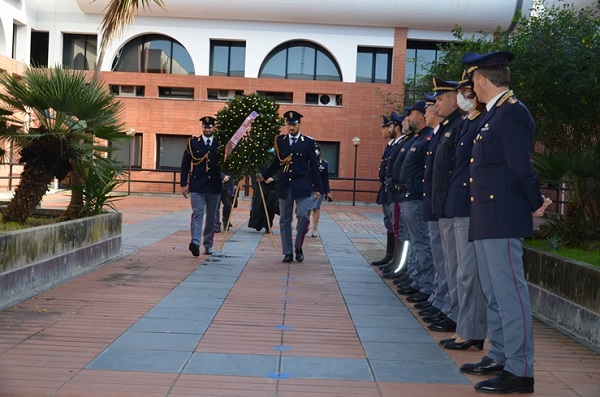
[
  {"x1": 318, "y1": 94, "x2": 339, "y2": 107},
  {"x1": 119, "y1": 85, "x2": 136, "y2": 96},
  {"x1": 217, "y1": 90, "x2": 236, "y2": 100}
]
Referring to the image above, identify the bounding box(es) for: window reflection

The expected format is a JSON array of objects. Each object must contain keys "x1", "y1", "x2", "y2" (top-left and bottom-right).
[
  {"x1": 63, "y1": 34, "x2": 97, "y2": 70},
  {"x1": 112, "y1": 34, "x2": 194, "y2": 75},
  {"x1": 259, "y1": 41, "x2": 341, "y2": 81},
  {"x1": 210, "y1": 41, "x2": 246, "y2": 77},
  {"x1": 356, "y1": 47, "x2": 391, "y2": 83}
]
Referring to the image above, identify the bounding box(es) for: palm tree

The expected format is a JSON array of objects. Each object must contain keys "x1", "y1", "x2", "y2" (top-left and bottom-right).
[
  {"x1": 95, "y1": 0, "x2": 166, "y2": 74},
  {"x1": 59, "y1": 0, "x2": 166, "y2": 218},
  {"x1": 0, "y1": 66, "x2": 127, "y2": 223}
]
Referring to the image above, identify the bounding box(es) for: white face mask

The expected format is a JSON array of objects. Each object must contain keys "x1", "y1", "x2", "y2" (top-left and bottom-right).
[{"x1": 457, "y1": 92, "x2": 474, "y2": 112}]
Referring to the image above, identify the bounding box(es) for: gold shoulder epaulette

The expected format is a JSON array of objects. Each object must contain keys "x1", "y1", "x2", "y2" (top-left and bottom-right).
[
  {"x1": 468, "y1": 110, "x2": 481, "y2": 120},
  {"x1": 496, "y1": 90, "x2": 515, "y2": 107}
]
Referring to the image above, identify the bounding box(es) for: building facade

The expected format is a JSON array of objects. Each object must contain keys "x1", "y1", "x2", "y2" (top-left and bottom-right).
[{"x1": 1, "y1": 0, "x2": 585, "y2": 200}]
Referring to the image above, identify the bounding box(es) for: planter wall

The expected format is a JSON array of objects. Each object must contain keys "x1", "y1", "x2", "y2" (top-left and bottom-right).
[
  {"x1": 0, "y1": 211, "x2": 122, "y2": 308},
  {"x1": 524, "y1": 247, "x2": 600, "y2": 352}
]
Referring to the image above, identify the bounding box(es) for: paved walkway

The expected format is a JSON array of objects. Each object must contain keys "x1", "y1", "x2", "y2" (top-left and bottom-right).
[{"x1": 0, "y1": 193, "x2": 598, "y2": 396}]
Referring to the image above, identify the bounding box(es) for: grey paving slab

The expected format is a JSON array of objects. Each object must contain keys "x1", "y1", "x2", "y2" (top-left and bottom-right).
[
  {"x1": 110, "y1": 331, "x2": 200, "y2": 351},
  {"x1": 347, "y1": 303, "x2": 410, "y2": 317},
  {"x1": 144, "y1": 306, "x2": 219, "y2": 320},
  {"x1": 128, "y1": 317, "x2": 211, "y2": 334},
  {"x1": 369, "y1": 359, "x2": 470, "y2": 384},
  {"x1": 355, "y1": 326, "x2": 433, "y2": 342},
  {"x1": 342, "y1": 293, "x2": 402, "y2": 306},
  {"x1": 280, "y1": 356, "x2": 374, "y2": 380},
  {"x1": 362, "y1": 341, "x2": 448, "y2": 361},
  {"x1": 156, "y1": 296, "x2": 224, "y2": 309},
  {"x1": 88, "y1": 347, "x2": 192, "y2": 372},
  {"x1": 183, "y1": 353, "x2": 280, "y2": 377}
]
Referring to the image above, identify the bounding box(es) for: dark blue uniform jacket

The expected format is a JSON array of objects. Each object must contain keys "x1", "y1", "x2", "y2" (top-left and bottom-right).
[
  {"x1": 468, "y1": 91, "x2": 543, "y2": 240},
  {"x1": 263, "y1": 134, "x2": 323, "y2": 200},
  {"x1": 180, "y1": 136, "x2": 222, "y2": 194}
]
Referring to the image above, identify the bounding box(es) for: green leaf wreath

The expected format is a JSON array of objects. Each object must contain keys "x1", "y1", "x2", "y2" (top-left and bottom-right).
[{"x1": 214, "y1": 93, "x2": 284, "y2": 182}]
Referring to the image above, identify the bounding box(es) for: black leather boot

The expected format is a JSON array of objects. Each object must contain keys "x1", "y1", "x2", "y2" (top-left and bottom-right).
[{"x1": 371, "y1": 232, "x2": 395, "y2": 266}]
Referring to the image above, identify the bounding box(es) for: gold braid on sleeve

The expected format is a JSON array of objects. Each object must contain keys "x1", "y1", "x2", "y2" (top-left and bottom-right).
[
  {"x1": 187, "y1": 138, "x2": 210, "y2": 172},
  {"x1": 274, "y1": 137, "x2": 292, "y2": 173}
]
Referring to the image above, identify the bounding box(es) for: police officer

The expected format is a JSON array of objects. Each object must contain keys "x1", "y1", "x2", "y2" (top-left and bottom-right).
[
  {"x1": 459, "y1": 51, "x2": 552, "y2": 394},
  {"x1": 180, "y1": 116, "x2": 223, "y2": 256},
  {"x1": 394, "y1": 100, "x2": 435, "y2": 303},
  {"x1": 427, "y1": 76, "x2": 464, "y2": 333},
  {"x1": 440, "y1": 72, "x2": 487, "y2": 350},
  {"x1": 372, "y1": 115, "x2": 396, "y2": 266},
  {"x1": 307, "y1": 142, "x2": 331, "y2": 237},
  {"x1": 260, "y1": 111, "x2": 322, "y2": 263}
]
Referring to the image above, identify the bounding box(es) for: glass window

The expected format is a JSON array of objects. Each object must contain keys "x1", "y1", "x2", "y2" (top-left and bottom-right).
[
  {"x1": 318, "y1": 141, "x2": 340, "y2": 177},
  {"x1": 210, "y1": 40, "x2": 246, "y2": 77},
  {"x1": 63, "y1": 34, "x2": 97, "y2": 70},
  {"x1": 259, "y1": 41, "x2": 341, "y2": 81},
  {"x1": 405, "y1": 40, "x2": 444, "y2": 104},
  {"x1": 111, "y1": 133, "x2": 143, "y2": 168},
  {"x1": 356, "y1": 47, "x2": 392, "y2": 84},
  {"x1": 30, "y1": 31, "x2": 49, "y2": 67},
  {"x1": 157, "y1": 134, "x2": 189, "y2": 170},
  {"x1": 112, "y1": 34, "x2": 194, "y2": 75}
]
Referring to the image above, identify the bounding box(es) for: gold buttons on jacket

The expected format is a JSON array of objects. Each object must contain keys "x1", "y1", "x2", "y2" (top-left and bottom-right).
[
  {"x1": 469, "y1": 177, "x2": 473, "y2": 183},
  {"x1": 471, "y1": 196, "x2": 474, "y2": 202},
  {"x1": 463, "y1": 182, "x2": 467, "y2": 186},
  {"x1": 490, "y1": 194, "x2": 494, "y2": 199},
  {"x1": 470, "y1": 158, "x2": 474, "y2": 163}
]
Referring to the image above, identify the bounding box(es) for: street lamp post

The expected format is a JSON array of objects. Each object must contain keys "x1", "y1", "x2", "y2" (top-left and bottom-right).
[
  {"x1": 352, "y1": 136, "x2": 360, "y2": 206},
  {"x1": 126, "y1": 128, "x2": 135, "y2": 195}
]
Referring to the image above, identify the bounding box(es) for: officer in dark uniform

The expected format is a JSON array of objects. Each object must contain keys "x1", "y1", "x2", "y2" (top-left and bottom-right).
[
  {"x1": 393, "y1": 100, "x2": 435, "y2": 303},
  {"x1": 440, "y1": 72, "x2": 487, "y2": 350},
  {"x1": 428, "y1": 76, "x2": 464, "y2": 333},
  {"x1": 419, "y1": 78, "x2": 463, "y2": 328},
  {"x1": 260, "y1": 111, "x2": 322, "y2": 263},
  {"x1": 372, "y1": 115, "x2": 396, "y2": 266},
  {"x1": 180, "y1": 116, "x2": 223, "y2": 256},
  {"x1": 380, "y1": 112, "x2": 418, "y2": 279},
  {"x1": 459, "y1": 51, "x2": 551, "y2": 394}
]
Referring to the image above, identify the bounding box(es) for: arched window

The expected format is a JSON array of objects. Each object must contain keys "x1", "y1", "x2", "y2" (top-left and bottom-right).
[
  {"x1": 259, "y1": 41, "x2": 341, "y2": 81},
  {"x1": 112, "y1": 34, "x2": 194, "y2": 75}
]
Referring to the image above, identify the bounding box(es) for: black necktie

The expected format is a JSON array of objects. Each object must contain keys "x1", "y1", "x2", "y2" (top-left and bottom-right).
[
  {"x1": 207, "y1": 139, "x2": 212, "y2": 146},
  {"x1": 291, "y1": 137, "x2": 297, "y2": 146}
]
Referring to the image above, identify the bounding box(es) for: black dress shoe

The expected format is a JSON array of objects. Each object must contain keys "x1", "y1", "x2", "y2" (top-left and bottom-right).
[
  {"x1": 295, "y1": 248, "x2": 304, "y2": 262},
  {"x1": 428, "y1": 317, "x2": 456, "y2": 332},
  {"x1": 397, "y1": 279, "x2": 414, "y2": 289},
  {"x1": 379, "y1": 263, "x2": 393, "y2": 272},
  {"x1": 474, "y1": 370, "x2": 534, "y2": 394},
  {"x1": 414, "y1": 301, "x2": 432, "y2": 309},
  {"x1": 422, "y1": 310, "x2": 446, "y2": 322},
  {"x1": 188, "y1": 243, "x2": 200, "y2": 257},
  {"x1": 442, "y1": 339, "x2": 485, "y2": 350},
  {"x1": 204, "y1": 246, "x2": 213, "y2": 255},
  {"x1": 439, "y1": 337, "x2": 456, "y2": 346},
  {"x1": 382, "y1": 270, "x2": 401, "y2": 279},
  {"x1": 397, "y1": 286, "x2": 419, "y2": 295},
  {"x1": 460, "y1": 356, "x2": 505, "y2": 375},
  {"x1": 418, "y1": 306, "x2": 440, "y2": 317},
  {"x1": 282, "y1": 254, "x2": 294, "y2": 263},
  {"x1": 392, "y1": 274, "x2": 409, "y2": 284},
  {"x1": 406, "y1": 292, "x2": 430, "y2": 303}
]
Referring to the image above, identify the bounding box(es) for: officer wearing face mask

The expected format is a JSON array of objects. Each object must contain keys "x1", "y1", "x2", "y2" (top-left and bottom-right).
[
  {"x1": 438, "y1": 71, "x2": 488, "y2": 351},
  {"x1": 424, "y1": 76, "x2": 464, "y2": 333}
]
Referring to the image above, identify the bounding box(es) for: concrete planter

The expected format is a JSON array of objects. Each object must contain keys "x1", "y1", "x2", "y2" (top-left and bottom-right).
[
  {"x1": 524, "y1": 247, "x2": 600, "y2": 352},
  {"x1": 0, "y1": 210, "x2": 122, "y2": 308}
]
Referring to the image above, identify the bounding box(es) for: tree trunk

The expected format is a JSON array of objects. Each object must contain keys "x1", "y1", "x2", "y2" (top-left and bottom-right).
[
  {"x1": 2, "y1": 165, "x2": 56, "y2": 224},
  {"x1": 58, "y1": 167, "x2": 83, "y2": 222}
]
